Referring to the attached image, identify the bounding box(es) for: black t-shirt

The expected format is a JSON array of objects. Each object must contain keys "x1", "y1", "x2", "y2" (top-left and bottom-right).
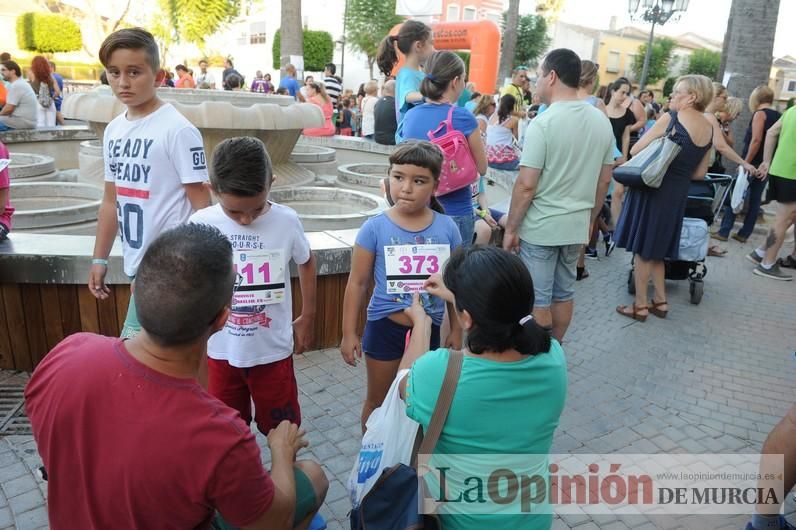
[
  {"x1": 374, "y1": 96, "x2": 397, "y2": 145},
  {"x1": 609, "y1": 108, "x2": 636, "y2": 151}
]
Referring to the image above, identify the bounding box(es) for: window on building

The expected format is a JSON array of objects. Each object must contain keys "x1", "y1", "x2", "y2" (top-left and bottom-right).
[
  {"x1": 463, "y1": 6, "x2": 477, "y2": 20},
  {"x1": 447, "y1": 4, "x2": 459, "y2": 21},
  {"x1": 487, "y1": 13, "x2": 501, "y2": 25},
  {"x1": 606, "y1": 51, "x2": 621, "y2": 73},
  {"x1": 249, "y1": 21, "x2": 266, "y2": 45},
  {"x1": 788, "y1": 80, "x2": 796, "y2": 92}
]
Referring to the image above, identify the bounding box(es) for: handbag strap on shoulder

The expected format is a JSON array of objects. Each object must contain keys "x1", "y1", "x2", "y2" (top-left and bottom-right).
[
  {"x1": 411, "y1": 349, "x2": 464, "y2": 467},
  {"x1": 665, "y1": 111, "x2": 678, "y2": 137}
]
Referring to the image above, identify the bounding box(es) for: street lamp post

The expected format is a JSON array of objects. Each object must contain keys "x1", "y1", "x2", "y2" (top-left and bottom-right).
[{"x1": 628, "y1": 0, "x2": 689, "y2": 91}]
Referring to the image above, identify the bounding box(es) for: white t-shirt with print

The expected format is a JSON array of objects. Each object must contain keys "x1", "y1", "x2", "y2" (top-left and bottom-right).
[
  {"x1": 189, "y1": 202, "x2": 312, "y2": 367},
  {"x1": 103, "y1": 103, "x2": 208, "y2": 276}
]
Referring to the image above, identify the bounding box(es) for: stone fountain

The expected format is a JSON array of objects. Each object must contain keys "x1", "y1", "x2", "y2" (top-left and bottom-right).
[{"x1": 63, "y1": 87, "x2": 322, "y2": 188}]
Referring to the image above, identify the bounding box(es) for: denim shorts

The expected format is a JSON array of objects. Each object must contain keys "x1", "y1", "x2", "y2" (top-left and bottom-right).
[
  {"x1": 450, "y1": 214, "x2": 475, "y2": 246},
  {"x1": 362, "y1": 317, "x2": 441, "y2": 361},
  {"x1": 519, "y1": 241, "x2": 581, "y2": 307}
]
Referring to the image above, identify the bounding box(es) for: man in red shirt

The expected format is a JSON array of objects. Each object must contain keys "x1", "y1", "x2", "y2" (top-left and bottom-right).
[{"x1": 25, "y1": 223, "x2": 328, "y2": 529}]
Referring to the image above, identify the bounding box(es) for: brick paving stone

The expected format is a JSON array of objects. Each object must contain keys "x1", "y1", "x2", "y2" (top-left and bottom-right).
[
  {"x1": 13, "y1": 506, "x2": 48, "y2": 530},
  {"x1": 1, "y1": 475, "x2": 37, "y2": 499},
  {"x1": 8, "y1": 489, "x2": 43, "y2": 516},
  {"x1": 0, "y1": 507, "x2": 12, "y2": 528}
]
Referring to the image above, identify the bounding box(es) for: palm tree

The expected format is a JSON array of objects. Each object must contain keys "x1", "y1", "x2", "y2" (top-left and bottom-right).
[
  {"x1": 497, "y1": 0, "x2": 520, "y2": 91},
  {"x1": 721, "y1": 0, "x2": 781, "y2": 170},
  {"x1": 280, "y1": 0, "x2": 304, "y2": 76}
]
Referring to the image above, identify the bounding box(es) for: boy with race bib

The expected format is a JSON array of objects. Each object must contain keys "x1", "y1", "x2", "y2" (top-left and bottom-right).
[
  {"x1": 341, "y1": 140, "x2": 462, "y2": 432},
  {"x1": 88, "y1": 28, "x2": 210, "y2": 337},
  {"x1": 190, "y1": 137, "x2": 317, "y2": 435}
]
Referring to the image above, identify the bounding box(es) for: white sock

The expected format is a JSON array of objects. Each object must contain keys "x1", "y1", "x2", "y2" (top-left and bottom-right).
[
  {"x1": 755, "y1": 248, "x2": 765, "y2": 258},
  {"x1": 760, "y1": 261, "x2": 774, "y2": 269}
]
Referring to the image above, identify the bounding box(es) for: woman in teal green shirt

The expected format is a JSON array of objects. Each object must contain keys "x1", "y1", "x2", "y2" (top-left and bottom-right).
[{"x1": 398, "y1": 246, "x2": 567, "y2": 530}]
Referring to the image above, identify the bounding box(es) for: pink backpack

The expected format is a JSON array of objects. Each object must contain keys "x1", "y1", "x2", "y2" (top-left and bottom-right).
[{"x1": 427, "y1": 105, "x2": 478, "y2": 196}]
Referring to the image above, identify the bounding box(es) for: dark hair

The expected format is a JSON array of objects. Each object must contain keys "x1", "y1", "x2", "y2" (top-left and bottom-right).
[
  {"x1": 357, "y1": 83, "x2": 366, "y2": 98},
  {"x1": 135, "y1": 223, "x2": 234, "y2": 346},
  {"x1": 1, "y1": 61, "x2": 21, "y2": 77},
  {"x1": 497, "y1": 94, "x2": 516, "y2": 123},
  {"x1": 605, "y1": 77, "x2": 630, "y2": 104},
  {"x1": 342, "y1": 98, "x2": 351, "y2": 108},
  {"x1": 541, "y1": 48, "x2": 581, "y2": 89},
  {"x1": 325, "y1": 62, "x2": 336, "y2": 75},
  {"x1": 199, "y1": 59, "x2": 208, "y2": 65},
  {"x1": 376, "y1": 20, "x2": 432, "y2": 77},
  {"x1": 420, "y1": 51, "x2": 465, "y2": 101},
  {"x1": 388, "y1": 140, "x2": 445, "y2": 214},
  {"x1": 175, "y1": 64, "x2": 187, "y2": 73},
  {"x1": 276, "y1": 87, "x2": 289, "y2": 95},
  {"x1": 226, "y1": 73, "x2": 243, "y2": 89},
  {"x1": 0, "y1": 52, "x2": 10, "y2": 62},
  {"x1": 469, "y1": 91, "x2": 481, "y2": 101},
  {"x1": 211, "y1": 137, "x2": 273, "y2": 196},
  {"x1": 99, "y1": 28, "x2": 160, "y2": 73},
  {"x1": 100, "y1": 70, "x2": 109, "y2": 85},
  {"x1": 443, "y1": 246, "x2": 551, "y2": 355}
]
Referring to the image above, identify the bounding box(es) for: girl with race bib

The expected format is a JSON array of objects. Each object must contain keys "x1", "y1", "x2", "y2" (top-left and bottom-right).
[{"x1": 341, "y1": 140, "x2": 463, "y2": 432}]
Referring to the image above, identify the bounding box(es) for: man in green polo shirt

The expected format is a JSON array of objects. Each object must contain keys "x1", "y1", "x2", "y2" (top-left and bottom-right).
[
  {"x1": 503, "y1": 49, "x2": 614, "y2": 341},
  {"x1": 747, "y1": 106, "x2": 796, "y2": 281}
]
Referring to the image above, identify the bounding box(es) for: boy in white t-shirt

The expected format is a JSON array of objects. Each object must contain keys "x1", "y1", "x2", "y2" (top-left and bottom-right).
[
  {"x1": 88, "y1": 28, "x2": 210, "y2": 337},
  {"x1": 190, "y1": 137, "x2": 317, "y2": 434}
]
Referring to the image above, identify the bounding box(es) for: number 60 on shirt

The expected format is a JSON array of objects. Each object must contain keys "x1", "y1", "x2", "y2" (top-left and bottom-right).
[{"x1": 384, "y1": 244, "x2": 450, "y2": 294}]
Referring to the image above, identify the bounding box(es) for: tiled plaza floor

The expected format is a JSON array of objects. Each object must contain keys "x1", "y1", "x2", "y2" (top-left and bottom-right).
[{"x1": 1, "y1": 234, "x2": 794, "y2": 529}]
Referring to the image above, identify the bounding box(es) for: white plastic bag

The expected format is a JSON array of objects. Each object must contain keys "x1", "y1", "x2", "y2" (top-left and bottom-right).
[
  {"x1": 731, "y1": 167, "x2": 749, "y2": 214},
  {"x1": 347, "y1": 369, "x2": 419, "y2": 508},
  {"x1": 678, "y1": 218, "x2": 709, "y2": 262}
]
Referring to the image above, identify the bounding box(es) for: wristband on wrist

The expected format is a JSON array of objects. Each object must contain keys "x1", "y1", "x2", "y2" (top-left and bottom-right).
[
  {"x1": 477, "y1": 209, "x2": 487, "y2": 219},
  {"x1": 92, "y1": 258, "x2": 109, "y2": 267}
]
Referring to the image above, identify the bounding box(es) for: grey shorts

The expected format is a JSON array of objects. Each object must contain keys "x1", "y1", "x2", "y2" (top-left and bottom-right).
[{"x1": 519, "y1": 241, "x2": 581, "y2": 307}]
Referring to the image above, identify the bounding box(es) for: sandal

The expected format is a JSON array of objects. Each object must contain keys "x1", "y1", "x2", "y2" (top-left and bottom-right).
[
  {"x1": 708, "y1": 245, "x2": 727, "y2": 257},
  {"x1": 616, "y1": 304, "x2": 648, "y2": 322},
  {"x1": 576, "y1": 266, "x2": 589, "y2": 281},
  {"x1": 650, "y1": 300, "x2": 668, "y2": 319}
]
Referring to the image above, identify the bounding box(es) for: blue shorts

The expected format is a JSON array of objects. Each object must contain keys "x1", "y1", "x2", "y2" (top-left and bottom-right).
[
  {"x1": 519, "y1": 241, "x2": 580, "y2": 307},
  {"x1": 362, "y1": 317, "x2": 441, "y2": 361}
]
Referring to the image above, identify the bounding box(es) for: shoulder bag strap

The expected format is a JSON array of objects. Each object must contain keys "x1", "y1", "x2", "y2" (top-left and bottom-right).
[
  {"x1": 665, "y1": 111, "x2": 678, "y2": 137},
  {"x1": 411, "y1": 349, "x2": 464, "y2": 466}
]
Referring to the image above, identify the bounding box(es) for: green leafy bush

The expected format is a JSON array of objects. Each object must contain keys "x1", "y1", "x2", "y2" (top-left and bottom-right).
[
  {"x1": 16, "y1": 12, "x2": 82, "y2": 54},
  {"x1": 272, "y1": 29, "x2": 334, "y2": 72}
]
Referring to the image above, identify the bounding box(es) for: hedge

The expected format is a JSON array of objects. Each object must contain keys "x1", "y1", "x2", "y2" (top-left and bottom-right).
[
  {"x1": 16, "y1": 12, "x2": 82, "y2": 54},
  {"x1": 272, "y1": 29, "x2": 334, "y2": 72}
]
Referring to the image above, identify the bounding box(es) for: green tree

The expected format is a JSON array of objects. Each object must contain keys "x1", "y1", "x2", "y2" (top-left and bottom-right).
[
  {"x1": 272, "y1": 29, "x2": 334, "y2": 72},
  {"x1": 501, "y1": 12, "x2": 550, "y2": 70},
  {"x1": 632, "y1": 37, "x2": 676, "y2": 86},
  {"x1": 344, "y1": 0, "x2": 404, "y2": 79},
  {"x1": 663, "y1": 77, "x2": 677, "y2": 97},
  {"x1": 16, "y1": 13, "x2": 82, "y2": 53},
  {"x1": 685, "y1": 49, "x2": 721, "y2": 79},
  {"x1": 159, "y1": 0, "x2": 240, "y2": 45}
]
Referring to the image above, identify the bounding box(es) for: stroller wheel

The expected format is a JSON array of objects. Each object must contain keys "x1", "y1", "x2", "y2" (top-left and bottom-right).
[
  {"x1": 628, "y1": 269, "x2": 636, "y2": 295},
  {"x1": 689, "y1": 280, "x2": 703, "y2": 305}
]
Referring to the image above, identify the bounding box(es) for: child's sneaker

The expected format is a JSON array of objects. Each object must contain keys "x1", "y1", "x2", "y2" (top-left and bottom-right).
[{"x1": 585, "y1": 247, "x2": 598, "y2": 260}]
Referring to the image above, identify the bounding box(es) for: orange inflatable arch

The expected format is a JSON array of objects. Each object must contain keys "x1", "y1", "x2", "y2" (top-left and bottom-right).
[{"x1": 389, "y1": 20, "x2": 501, "y2": 93}]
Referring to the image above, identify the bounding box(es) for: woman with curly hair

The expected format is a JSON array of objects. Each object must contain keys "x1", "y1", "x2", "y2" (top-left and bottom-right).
[{"x1": 27, "y1": 56, "x2": 60, "y2": 127}]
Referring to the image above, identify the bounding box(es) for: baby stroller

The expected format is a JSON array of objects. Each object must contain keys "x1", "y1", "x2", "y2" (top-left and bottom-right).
[{"x1": 627, "y1": 173, "x2": 734, "y2": 305}]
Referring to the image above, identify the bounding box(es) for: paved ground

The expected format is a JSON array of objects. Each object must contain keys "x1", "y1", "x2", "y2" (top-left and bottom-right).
[{"x1": 1, "y1": 227, "x2": 794, "y2": 529}]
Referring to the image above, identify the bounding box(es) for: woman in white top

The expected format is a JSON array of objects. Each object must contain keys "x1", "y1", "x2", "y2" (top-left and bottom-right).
[
  {"x1": 472, "y1": 94, "x2": 496, "y2": 136},
  {"x1": 360, "y1": 80, "x2": 379, "y2": 140},
  {"x1": 486, "y1": 94, "x2": 520, "y2": 170}
]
